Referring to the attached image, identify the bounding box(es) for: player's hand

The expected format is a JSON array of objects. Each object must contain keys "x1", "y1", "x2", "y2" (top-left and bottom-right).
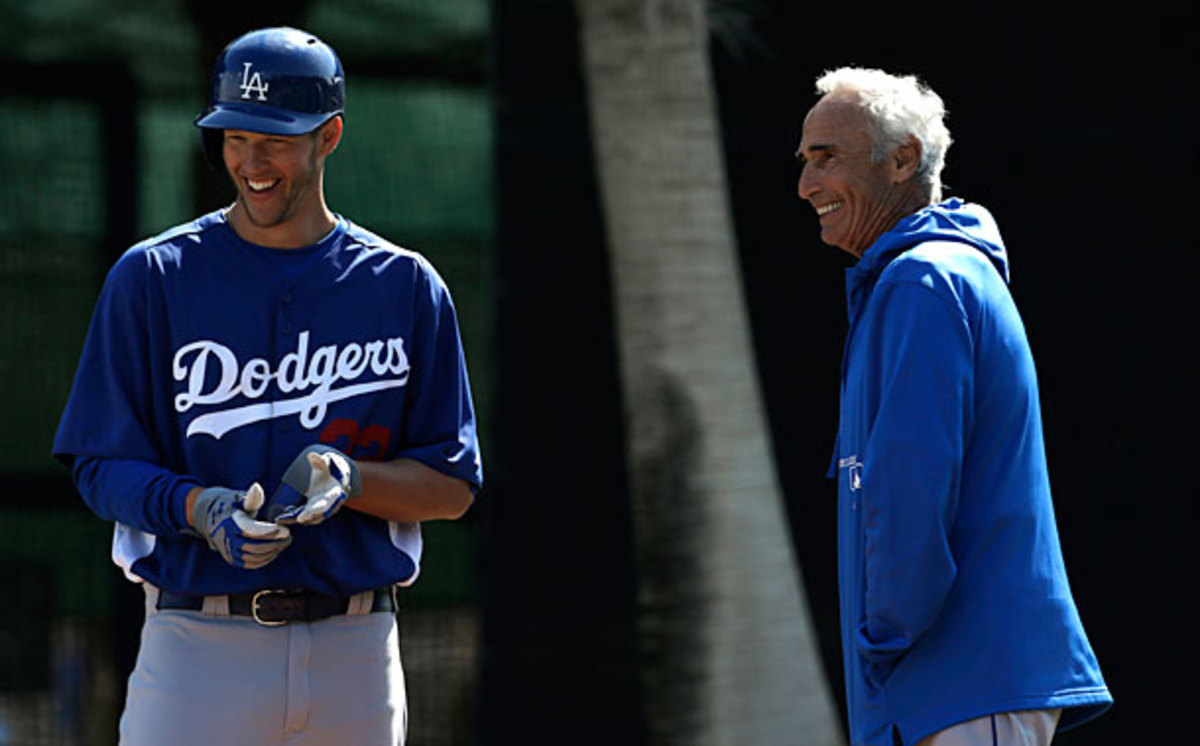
[
  {"x1": 269, "y1": 445, "x2": 362, "y2": 526},
  {"x1": 191, "y1": 484, "x2": 293, "y2": 569}
]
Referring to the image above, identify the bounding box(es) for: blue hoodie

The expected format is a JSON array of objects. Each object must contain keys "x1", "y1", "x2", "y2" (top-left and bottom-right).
[{"x1": 832, "y1": 199, "x2": 1111, "y2": 745}]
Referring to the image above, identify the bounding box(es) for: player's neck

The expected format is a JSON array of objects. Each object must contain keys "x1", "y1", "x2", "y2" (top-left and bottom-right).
[{"x1": 226, "y1": 197, "x2": 337, "y2": 250}]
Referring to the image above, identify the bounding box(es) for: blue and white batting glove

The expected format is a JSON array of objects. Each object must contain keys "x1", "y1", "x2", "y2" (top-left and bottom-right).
[
  {"x1": 191, "y1": 483, "x2": 292, "y2": 569},
  {"x1": 269, "y1": 445, "x2": 362, "y2": 526}
]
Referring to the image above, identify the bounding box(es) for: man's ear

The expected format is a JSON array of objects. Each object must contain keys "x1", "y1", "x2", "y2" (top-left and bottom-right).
[
  {"x1": 892, "y1": 135, "x2": 921, "y2": 183},
  {"x1": 317, "y1": 116, "x2": 344, "y2": 157}
]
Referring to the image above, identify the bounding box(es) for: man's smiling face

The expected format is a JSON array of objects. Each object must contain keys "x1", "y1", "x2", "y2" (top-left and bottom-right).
[
  {"x1": 796, "y1": 96, "x2": 914, "y2": 258},
  {"x1": 223, "y1": 127, "x2": 324, "y2": 236}
]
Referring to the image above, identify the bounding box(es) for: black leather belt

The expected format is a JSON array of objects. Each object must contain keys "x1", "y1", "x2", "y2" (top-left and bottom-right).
[{"x1": 156, "y1": 587, "x2": 396, "y2": 626}]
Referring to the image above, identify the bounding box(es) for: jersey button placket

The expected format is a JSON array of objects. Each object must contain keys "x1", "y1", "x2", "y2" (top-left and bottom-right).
[
  {"x1": 276, "y1": 292, "x2": 297, "y2": 439},
  {"x1": 281, "y1": 291, "x2": 295, "y2": 334}
]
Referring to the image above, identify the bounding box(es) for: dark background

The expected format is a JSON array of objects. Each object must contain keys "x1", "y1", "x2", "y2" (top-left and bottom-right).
[{"x1": 484, "y1": 1, "x2": 1193, "y2": 744}]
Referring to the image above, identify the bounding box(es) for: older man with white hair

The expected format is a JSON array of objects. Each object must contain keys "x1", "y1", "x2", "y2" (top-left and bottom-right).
[{"x1": 795, "y1": 68, "x2": 1112, "y2": 746}]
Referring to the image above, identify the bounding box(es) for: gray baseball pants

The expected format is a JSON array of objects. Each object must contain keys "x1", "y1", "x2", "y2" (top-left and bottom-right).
[
  {"x1": 917, "y1": 709, "x2": 1062, "y2": 746},
  {"x1": 118, "y1": 584, "x2": 406, "y2": 746}
]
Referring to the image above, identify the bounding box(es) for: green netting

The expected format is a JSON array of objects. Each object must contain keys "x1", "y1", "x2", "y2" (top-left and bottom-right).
[
  {"x1": 330, "y1": 82, "x2": 494, "y2": 240},
  {"x1": 0, "y1": 100, "x2": 104, "y2": 241},
  {"x1": 138, "y1": 101, "x2": 200, "y2": 237},
  {"x1": 0, "y1": 99, "x2": 104, "y2": 475},
  {"x1": 309, "y1": 0, "x2": 489, "y2": 53},
  {"x1": 0, "y1": 508, "x2": 114, "y2": 616},
  {"x1": 4, "y1": 1, "x2": 202, "y2": 96}
]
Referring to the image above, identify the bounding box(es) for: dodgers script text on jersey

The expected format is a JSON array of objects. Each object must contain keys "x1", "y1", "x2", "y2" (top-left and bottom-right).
[{"x1": 174, "y1": 330, "x2": 411, "y2": 439}]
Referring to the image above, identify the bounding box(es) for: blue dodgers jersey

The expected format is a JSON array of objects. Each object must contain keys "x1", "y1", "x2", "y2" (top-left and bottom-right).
[{"x1": 53, "y1": 210, "x2": 483, "y2": 597}]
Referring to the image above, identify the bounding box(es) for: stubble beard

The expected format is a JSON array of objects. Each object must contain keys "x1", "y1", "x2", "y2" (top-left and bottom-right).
[{"x1": 235, "y1": 149, "x2": 321, "y2": 230}]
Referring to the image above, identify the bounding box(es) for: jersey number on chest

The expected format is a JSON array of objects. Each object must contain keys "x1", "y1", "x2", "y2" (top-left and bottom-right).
[{"x1": 319, "y1": 418, "x2": 392, "y2": 461}]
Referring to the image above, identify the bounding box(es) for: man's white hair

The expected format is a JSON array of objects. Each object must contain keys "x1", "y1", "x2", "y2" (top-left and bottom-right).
[{"x1": 815, "y1": 67, "x2": 952, "y2": 202}]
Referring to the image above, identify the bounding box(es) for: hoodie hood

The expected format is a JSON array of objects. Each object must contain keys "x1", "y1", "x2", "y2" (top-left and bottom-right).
[{"x1": 857, "y1": 198, "x2": 1009, "y2": 284}]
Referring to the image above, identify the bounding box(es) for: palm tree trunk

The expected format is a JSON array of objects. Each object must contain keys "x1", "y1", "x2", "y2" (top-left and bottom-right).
[{"x1": 575, "y1": 1, "x2": 842, "y2": 743}]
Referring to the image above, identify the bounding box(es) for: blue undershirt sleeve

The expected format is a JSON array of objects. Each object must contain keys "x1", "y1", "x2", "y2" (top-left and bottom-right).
[{"x1": 71, "y1": 455, "x2": 202, "y2": 537}]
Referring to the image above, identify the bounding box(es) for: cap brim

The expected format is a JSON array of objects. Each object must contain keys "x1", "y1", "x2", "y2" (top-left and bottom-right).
[{"x1": 194, "y1": 103, "x2": 334, "y2": 136}]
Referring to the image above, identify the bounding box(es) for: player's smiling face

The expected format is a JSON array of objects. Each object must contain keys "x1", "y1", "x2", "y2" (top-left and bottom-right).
[
  {"x1": 796, "y1": 96, "x2": 921, "y2": 258},
  {"x1": 222, "y1": 119, "x2": 341, "y2": 248}
]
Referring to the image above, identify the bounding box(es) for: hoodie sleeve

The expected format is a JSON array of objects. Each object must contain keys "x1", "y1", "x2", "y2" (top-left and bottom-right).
[{"x1": 857, "y1": 274, "x2": 973, "y2": 686}]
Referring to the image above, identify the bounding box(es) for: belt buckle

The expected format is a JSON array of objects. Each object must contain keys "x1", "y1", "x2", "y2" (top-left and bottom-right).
[{"x1": 251, "y1": 589, "x2": 291, "y2": 627}]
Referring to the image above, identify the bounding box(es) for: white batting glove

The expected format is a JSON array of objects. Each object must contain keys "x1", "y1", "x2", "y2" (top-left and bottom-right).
[
  {"x1": 269, "y1": 445, "x2": 362, "y2": 526},
  {"x1": 191, "y1": 483, "x2": 292, "y2": 569}
]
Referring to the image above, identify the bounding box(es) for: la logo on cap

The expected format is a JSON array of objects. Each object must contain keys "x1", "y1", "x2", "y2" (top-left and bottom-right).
[{"x1": 239, "y1": 62, "x2": 269, "y2": 102}]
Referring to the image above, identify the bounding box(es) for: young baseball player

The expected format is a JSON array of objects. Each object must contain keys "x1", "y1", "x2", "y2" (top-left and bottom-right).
[{"x1": 53, "y1": 27, "x2": 483, "y2": 745}]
